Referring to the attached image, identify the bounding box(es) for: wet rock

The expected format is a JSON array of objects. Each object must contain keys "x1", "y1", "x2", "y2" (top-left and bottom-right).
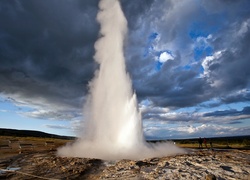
[{"x1": 206, "y1": 174, "x2": 216, "y2": 180}]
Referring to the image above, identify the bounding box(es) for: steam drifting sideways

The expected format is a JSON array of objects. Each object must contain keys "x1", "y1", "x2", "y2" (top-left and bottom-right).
[{"x1": 57, "y1": 0, "x2": 185, "y2": 160}]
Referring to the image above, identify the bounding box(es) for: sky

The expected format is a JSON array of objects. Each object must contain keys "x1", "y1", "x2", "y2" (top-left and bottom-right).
[{"x1": 0, "y1": 0, "x2": 250, "y2": 139}]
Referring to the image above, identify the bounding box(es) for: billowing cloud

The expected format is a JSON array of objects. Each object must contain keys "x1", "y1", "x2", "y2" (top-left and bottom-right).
[
  {"x1": 144, "y1": 123, "x2": 250, "y2": 139},
  {"x1": 203, "y1": 106, "x2": 250, "y2": 117}
]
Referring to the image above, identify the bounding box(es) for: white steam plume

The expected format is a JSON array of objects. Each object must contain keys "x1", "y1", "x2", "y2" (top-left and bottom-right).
[{"x1": 57, "y1": 0, "x2": 184, "y2": 160}]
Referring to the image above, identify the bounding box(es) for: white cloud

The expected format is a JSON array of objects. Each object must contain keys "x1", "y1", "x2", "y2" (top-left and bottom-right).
[
  {"x1": 45, "y1": 124, "x2": 71, "y2": 130},
  {"x1": 158, "y1": 52, "x2": 174, "y2": 63},
  {"x1": 202, "y1": 50, "x2": 224, "y2": 76},
  {"x1": 237, "y1": 18, "x2": 250, "y2": 37},
  {"x1": 142, "y1": 104, "x2": 250, "y2": 125},
  {"x1": 196, "y1": 34, "x2": 212, "y2": 44},
  {"x1": 19, "y1": 109, "x2": 82, "y2": 121},
  {"x1": 0, "y1": 93, "x2": 83, "y2": 121},
  {"x1": 144, "y1": 123, "x2": 249, "y2": 139}
]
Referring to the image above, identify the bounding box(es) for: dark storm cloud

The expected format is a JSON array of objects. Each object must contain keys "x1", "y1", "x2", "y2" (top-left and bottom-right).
[
  {"x1": 221, "y1": 90, "x2": 250, "y2": 104},
  {"x1": 129, "y1": 54, "x2": 212, "y2": 108},
  {"x1": 0, "y1": 0, "x2": 99, "y2": 112},
  {"x1": 124, "y1": 0, "x2": 250, "y2": 110},
  {"x1": 200, "y1": 1, "x2": 250, "y2": 99},
  {"x1": 207, "y1": 31, "x2": 250, "y2": 92},
  {"x1": 201, "y1": 0, "x2": 249, "y2": 14},
  {"x1": 120, "y1": 0, "x2": 157, "y2": 30},
  {"x1": 203, "y1": 106, "x2": 250, "y2": 117},
  {"x1": 124, "y1": 1, "x2": 209, "y2": 108},
  {"x1": 142, "y1": 112, "x2": 194, "y2": 122},
  {"x1": 1, "y1": 0, "x2": 250, "y2": 128},
  {"x1": 0, "y1": 0, "x2": 161, "y2": 120}
]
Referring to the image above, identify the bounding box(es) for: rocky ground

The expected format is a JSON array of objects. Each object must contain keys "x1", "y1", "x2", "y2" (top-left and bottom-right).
[{"x1": 0, "y1": 149, "x2": 249, "y2": 180}]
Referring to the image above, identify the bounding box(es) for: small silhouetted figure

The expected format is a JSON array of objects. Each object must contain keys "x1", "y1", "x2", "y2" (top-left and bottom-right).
[
  {"x1": 198, "y1": 137, "x2": 203, "y2": 148},
  {"x1": 203, "y1": 137, "x2": 207, "y2": 148},
  {"x1": 209, "y1": 139, "x2": 213, "y2": 149}
]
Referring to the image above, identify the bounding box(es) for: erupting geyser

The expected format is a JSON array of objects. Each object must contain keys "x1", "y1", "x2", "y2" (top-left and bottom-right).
[{"x1": 57, "y1": 0, "x2": 184, "y2": 160}]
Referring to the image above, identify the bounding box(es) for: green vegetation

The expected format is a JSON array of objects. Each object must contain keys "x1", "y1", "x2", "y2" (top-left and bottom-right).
[{"x1": 174, "y1": 136, "x2": 250, "y2": 149}]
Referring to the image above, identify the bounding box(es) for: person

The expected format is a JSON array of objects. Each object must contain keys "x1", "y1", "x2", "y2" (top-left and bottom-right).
[
  {"x1": 209, "y1": 139, "x2": 213, "y2": 149},
  {"x1": 203, "y1": 137, "x2": 207, "y2": 148},
  {"x1": 198, "y1": 137, "x2": 203, "y2": 148}
]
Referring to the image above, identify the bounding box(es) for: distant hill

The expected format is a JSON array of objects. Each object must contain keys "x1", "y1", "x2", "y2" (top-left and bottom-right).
[{"x1": 0, "y1": 128, "x2": 75, "y2": 140}]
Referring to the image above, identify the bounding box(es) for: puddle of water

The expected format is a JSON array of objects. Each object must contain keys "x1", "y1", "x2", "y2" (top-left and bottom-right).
[{"x1": 6, "y1": 167, "x2": 21, "y2": 171}]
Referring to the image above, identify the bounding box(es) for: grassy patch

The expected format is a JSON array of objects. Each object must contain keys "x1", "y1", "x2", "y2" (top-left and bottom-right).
[{"x1": 175, "y1": 136, "x2": 250, "y2": 149}]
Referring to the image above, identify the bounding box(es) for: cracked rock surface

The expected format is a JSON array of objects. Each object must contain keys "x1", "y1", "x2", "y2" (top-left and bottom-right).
[{"x1": 0, "y1": 149, "x2": 249, "y2": 179}]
